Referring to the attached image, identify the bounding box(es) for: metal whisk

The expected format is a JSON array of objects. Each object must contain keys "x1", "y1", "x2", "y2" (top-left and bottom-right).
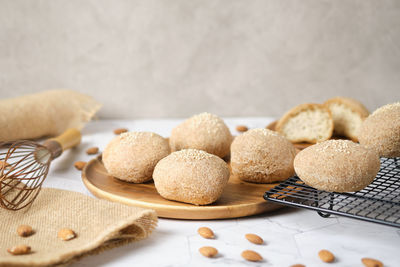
[{"x1": 0, "y1": 129, "x2": 81, "y2": 210}]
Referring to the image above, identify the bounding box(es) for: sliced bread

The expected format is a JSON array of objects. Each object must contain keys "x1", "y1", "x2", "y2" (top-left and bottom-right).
[
  {"x1": 276, "y1": 103, "x2": 333, "y2": 143},
  {"x1": 324, "y1": 97, "x2": 369, "y2": 142}
]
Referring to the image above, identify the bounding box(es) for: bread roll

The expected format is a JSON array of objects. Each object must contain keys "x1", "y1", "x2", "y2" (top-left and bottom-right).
[
  {"x1": 153, "y1": 149, "x2": 230, "y2": 205},
  {"x1": 231, "y1": 128, "x2": 296, "y2": 183},
  {"x1": 103, "y1": 132, "x2": 170, "y2": 183},
  {"x1": 276, "y1": 103, "x2": 333, "y2": 143},
  {"x1": 294, "y1": 140, "x2": 380, "y2": 192},
  {"x1": 169, "y1": 112, "x2": 232, "y2": 158},
  {"x1": 324, "y1": 97, "x2": 369, "y2": 141},
  {"x1": 358, "y1": 102, "x2": 400, "y2": 158}
]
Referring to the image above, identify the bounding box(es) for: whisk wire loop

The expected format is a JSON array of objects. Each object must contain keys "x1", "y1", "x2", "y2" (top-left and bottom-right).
[{"x1": 0, "y1": 141, "x2": 51, "y2": 210}]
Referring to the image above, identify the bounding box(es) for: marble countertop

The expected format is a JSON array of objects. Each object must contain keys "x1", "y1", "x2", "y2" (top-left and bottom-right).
[{"x1": 42, "y1": 118, "x2": 399, "y2": 267}]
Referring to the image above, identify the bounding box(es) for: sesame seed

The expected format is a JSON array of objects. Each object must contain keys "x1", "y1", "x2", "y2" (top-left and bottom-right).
[
  {"x1": 372, "y1": 102, "x2": 400, "y2": 116},
  {"x1": 187, "y1": 113, "x2": 225, "y2": 135},
  {"x1": 119, "y1": 132, "x2": 156, "y2": 144},
  {"x1": 249, "y1": 128, "x2": 280, "y2": 137},
  {"x1": 315, "y1": 140, "x2": 354, "y2": 154},
  {"x1": 170, "y1": 149, "x2": 214, "y2": 161}
]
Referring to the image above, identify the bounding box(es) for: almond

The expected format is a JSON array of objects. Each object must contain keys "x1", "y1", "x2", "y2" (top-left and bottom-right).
[
  {"x1": 74, "y1": 161, "x2": 86, "y2": 171},
  {"x1": 236, "y1": 125, "x2": 248, "y2": 132},
  {"x1": 318, "y1": 249, "x2": 335, "y2": 263},
  {"x1": 290, "y1": 264, "x2": 306, "y2": 267},
  {"x1": 197, "y1": 227, "x2": 214, "y2": 239},
  {"x1": 241, "y1": 250, "x2": 262, "y2": 262},
  {"x1": 7, "y1": 245, "x2": 31, "y2": 255},
  {"x1": 245, "y1": 233, "x2": 263, "y2": 245},
  {"x1": 86, "y1": 147, "x2": 99, "y2": 155},
  {"x1": 361, "y1": 258, "x2": 383, "y2": 267},
  {"x1": 199, "y1": 246, "x2": 218, "y2": 258},
  {"x1": 17, "y1": 225, "x2": 34, "y2": 237},
  {"x1": 58, "y1": 228, "x2": 76, "y2": 241},
  {"x1": 113, "y1": 128, "x2": 128, "y2": 135}
]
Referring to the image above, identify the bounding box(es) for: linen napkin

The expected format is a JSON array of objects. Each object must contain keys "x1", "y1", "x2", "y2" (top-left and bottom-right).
[
  {"x1": 0, "y1": 90, "x2": 101, "y2": 142},
  {"x1": 0, "y1": 188, "x2": 157, "y2": 267}
]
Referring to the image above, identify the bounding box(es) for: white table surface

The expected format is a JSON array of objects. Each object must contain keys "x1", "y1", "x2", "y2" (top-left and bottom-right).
[{"x1": 42, "y1": 118, "x2": 400, "y2": 267}]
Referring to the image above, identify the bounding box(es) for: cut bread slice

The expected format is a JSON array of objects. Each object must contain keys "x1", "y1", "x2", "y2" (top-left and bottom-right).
[
  {"x1": 324, "y1": 97, "x2": 369, "y2": 142},
  {"x1": 276, "y1": 103, "x2": 333, "y2": 143}
]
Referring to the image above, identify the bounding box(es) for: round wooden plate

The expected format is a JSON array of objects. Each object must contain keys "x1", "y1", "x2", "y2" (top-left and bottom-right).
[{"x1": 82, "y1": 156, "x2": 283, "y2": 220}]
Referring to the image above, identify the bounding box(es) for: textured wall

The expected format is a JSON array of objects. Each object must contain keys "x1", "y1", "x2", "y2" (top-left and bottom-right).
[{"x1": 0, "y1": 0, "x2": 399, "y2": 118}]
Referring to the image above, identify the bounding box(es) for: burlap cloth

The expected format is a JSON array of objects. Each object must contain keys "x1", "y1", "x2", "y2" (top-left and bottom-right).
[
  {"x1": 0, "y1": 188, "x2": 158, "y2": 267},
  {"x1": 0, "y1": 90, "x2": 101, "y2": 142}
]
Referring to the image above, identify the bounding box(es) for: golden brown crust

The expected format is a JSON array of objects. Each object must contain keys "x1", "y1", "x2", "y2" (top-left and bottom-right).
[
  {"x1": 230, "y1": 128, "x2": 296, "y2": 183},
  {"x1": 294, "y1": 140, "x2": 380, "y2": 192},
  {"x1": 359, "y1": 102, "x2": 400, "y2": 157},
  {"x1": 275, "y1": 103, "x2": 334, "y2": 143}
]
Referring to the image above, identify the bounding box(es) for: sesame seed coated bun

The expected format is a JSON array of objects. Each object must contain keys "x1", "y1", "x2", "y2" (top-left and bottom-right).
[
  {"x1": 103, "y1": 131, "x2": 170, "y2": 183},
  {"x1": 230, "y1": 128, "x2": 296, "y2": 183},
  {"x1": 169, "y1": 112, "x2": 233, "y2": 158},
  {"x1": 294, "y1": 140, "x2": 380, "y2": 192},
  {"x1": 153, "y1": 149, "x2": 230, "y2": 205},
  {"x1": 358, "y1": 102, "x2": 400, "y2": 158}
]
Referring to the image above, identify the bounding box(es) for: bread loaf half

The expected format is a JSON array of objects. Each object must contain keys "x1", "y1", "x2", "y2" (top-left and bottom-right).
[
  {"x1": 324, "y1": 97, "x2": 369, "y2": 142},
  {"x1": 276, "y1": 103, "x2": 333, "y2": 143}
]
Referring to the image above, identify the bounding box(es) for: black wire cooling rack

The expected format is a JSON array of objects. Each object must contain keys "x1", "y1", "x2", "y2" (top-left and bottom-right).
[{"x1": 264, "y1": 157, "x2": 400, "y2": 228}]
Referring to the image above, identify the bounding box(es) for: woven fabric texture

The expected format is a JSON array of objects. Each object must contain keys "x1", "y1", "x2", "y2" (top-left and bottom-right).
[
  {"x1": 0, "y1": 90, "x2": 101, "y2": 142},
  {"x1": 0, "y1": 188, "x2": 158, "y2": 267}
]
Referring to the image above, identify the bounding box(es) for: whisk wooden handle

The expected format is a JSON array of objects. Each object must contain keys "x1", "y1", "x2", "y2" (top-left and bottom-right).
[{"x1": 43, "y1": 128, "x2": 81, "y2": 159}]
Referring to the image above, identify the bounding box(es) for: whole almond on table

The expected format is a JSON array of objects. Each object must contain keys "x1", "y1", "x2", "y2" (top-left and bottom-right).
[
  {"x1": 241, "y1": 250, "x2": 263, "y2": 262},
  {"x1": 86, "y1": 147, "x2": 99, "y2": 155},
  {"x1": 245, "y1": 233, "x2": 263, "y2": 245},
  {"x1": 58, "y1": 228, "x2": 76, "y2": 241},
  {"x1": 74, "y1": 161, "x2": 86, "y2": 171},
  {"x1": 318, "y1": 249, "x2": 335, "y2": 263},
  {"x1": 361, "y1": 258, "x2": 383, "y2": 267},
  {"x1": 236, "y1": 125, "x2": 248, "y2": 132},
  {"x1": 7, "y1": 245, "x2": 31, "y2": 255},
  {"x1": 197, "y1": 227, "x2": 214, "y2": 239},
  {"x1": 17, "y1": 225, "x2": 34, "y2": 237},
  {"x1": 113, "y1": 128, "x2": 128, "y2": 135},
  {"x1": 290, "y1": 264, "x2": 306, "y2": 267},
  {"x1": 199, "y1": 246, "x2": 218, "y2": 258}
]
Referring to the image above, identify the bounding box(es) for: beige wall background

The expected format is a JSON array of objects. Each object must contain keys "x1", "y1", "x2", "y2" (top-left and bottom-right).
[{"x1": 0, "y1": 0, "x2": 399, "y2": 119}]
